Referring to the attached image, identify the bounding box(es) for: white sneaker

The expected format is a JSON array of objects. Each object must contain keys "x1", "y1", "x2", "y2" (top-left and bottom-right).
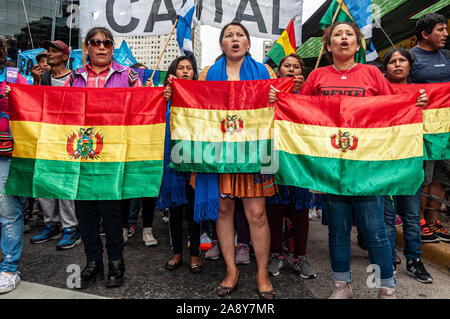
[
  {"x1": 0, "y1": 272, "x2": 21, "y2": 294},
  {"x1": 122, "y1": 228, "x2": 128, "y2": 245},
  {"x1": 329, "y1": 281, "x2": 353, "y2": 299},
  {"x1": 143, "y1": 227, "x2": 158, "y2": 246}
]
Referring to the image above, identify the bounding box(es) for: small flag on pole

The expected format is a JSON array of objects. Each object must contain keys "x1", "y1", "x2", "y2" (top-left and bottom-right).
[
  {"x1": 176, "y1": 0, "x2": 197, "y2": 68},
  {"x1": 264, "y1": 16, "x2": 302, "y2": 69},
  {"x1": 319, "y1": 0, "x2": 378, "y2": 63}
]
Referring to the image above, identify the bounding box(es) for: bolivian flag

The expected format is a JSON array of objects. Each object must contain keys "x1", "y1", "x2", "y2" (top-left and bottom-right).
[
  {"x1": 170, "y1": 78, "x2": 293, "y2": 173},
  {"x1": 393, "y1": 83, "x2": 450, "y2": 160},
  {"x1": 6, "y1": 85, "x2": 166, "y2": 200},
  {"x1": 264, "y1": 16, "x2": 302, "y2": 69},
  {"x1": 275, "y1": 93, "x2": 424, "y2": 195}
]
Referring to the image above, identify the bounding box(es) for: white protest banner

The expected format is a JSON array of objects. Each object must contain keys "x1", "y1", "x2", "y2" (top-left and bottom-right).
[
  {"x1": 79, "y1": 0, "x2": 183, "y2": 37},
  {"x1": 197, "y1": 0, "x2": 303, "y2": 40}
]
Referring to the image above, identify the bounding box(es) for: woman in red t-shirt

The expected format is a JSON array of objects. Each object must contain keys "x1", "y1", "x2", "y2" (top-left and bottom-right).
[{"x1": 270, "y1": 22, "x2": 427, "y2": 299}]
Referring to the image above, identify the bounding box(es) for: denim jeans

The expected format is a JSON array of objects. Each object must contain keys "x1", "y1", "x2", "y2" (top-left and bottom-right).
[
  {"x1": 0, "y1": 158, "x2": 23, "y2": 274},
  {"x1": 323, "y1": 194, "x2": 396, "y2": 288},
  {"x1": 384, "y1": 186, "x2": 422, "y2": 262},
  {"x1": 127, "y1": 198, "x2": 142, "y2": 226}
]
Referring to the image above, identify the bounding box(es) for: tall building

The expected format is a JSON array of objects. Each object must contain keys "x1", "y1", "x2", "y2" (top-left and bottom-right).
[
  {"x1": 115, "y1": 34, "x2": 180, "y2": 70},
  {"x1": 1, "y1": 0, "x2": 81, "y2": 64},
  {"x1": 263, "y1": 40, "x2": 275, "y2": 60},
  {"x1": 116, "y1": 26, "x2": 202, "y2": 70}
]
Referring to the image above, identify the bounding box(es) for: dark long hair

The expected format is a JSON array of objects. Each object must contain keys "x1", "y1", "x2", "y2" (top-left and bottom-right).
[
  {"x1": 322, "y1": 21, "x2": 363, "y2": 62},
  {"x1": 382, "y1": 47, "x2": 415, "y2": 83},
  {"x1": 84, "y1": 27, "x2": 114, "y2": 63},
  {"x1": 164, "y1": 56, "x2": 198, "y2": 84},
  {"x1": 84, "y1": 27, "x2": 114, "y2": 47},
  {"x1": 215, "y1": 21, "x2": 251, "y2": 62},
  {"x1": 278, "y1": 53, "x2": 305, "y2": 75}
]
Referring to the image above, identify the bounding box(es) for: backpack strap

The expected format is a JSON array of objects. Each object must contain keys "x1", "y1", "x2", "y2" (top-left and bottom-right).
[
  {"x1": 128, "y1": 68, "x2": 139, "y2": 87},
  {"x1": 68, "y1": 70, "x2": 77, "y2": 87}
]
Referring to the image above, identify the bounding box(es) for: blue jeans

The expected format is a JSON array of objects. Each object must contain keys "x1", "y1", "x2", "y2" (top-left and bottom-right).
[
  {"x1": 384, "y1": 186, "x2": 422, "y2": 262},
  {"x1": 323, "y1": 194, "x2": 396, "y2": 288},
  {"x1": 0, "y1": 158, "x2": 23, "y2": 274}
]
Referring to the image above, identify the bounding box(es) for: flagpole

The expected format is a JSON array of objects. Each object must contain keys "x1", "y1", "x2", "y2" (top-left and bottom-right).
[
  {"x1": 314, "y1": 0, "x2": 344, "y2": 69},
  {"x1": 148, "y1": 17, "x2": 179, "y2": 86}
]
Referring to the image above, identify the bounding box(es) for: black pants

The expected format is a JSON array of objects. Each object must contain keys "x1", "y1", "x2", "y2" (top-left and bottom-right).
[
  {"x1": 209, "y1": 199, "x2": 250, "y2": 245},
  {"x1": 121, "y1": 198, "x2": 156, "y2": 228},
  {"x1": 77, "y1": 200, "x2": 123, "y2": 262},
  {"x1": 168, "y1": 183, "x2": 200, "y2": 256}
]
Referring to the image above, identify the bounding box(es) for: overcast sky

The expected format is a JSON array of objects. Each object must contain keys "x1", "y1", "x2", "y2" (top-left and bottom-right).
[{"x1": 199, "y1": 0, "x2": 327, "y2": 68}]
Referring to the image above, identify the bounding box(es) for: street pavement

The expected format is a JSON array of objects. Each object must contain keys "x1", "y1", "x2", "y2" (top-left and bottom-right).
[{"x1": 1, "y1": 210, "x2": 450, "y2": 299}]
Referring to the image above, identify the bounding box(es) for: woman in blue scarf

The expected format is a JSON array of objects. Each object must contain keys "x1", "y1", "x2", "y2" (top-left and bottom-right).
[{"x1": 198, "y1": 21, "x2": 276, "y2": 299}]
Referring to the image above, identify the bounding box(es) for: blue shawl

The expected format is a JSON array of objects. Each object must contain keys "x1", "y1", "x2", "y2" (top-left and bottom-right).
[
  {"x1": 194, "y1": 55, "x2": 270, "y2": 223},
  {"x1": 156, "y1": 101, "x2": 189, "y2": 210}
]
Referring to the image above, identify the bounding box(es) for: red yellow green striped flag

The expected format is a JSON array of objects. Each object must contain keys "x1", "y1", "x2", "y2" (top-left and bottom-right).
[
  {"x1": 393, "y1": 83, "x2": 450, "y2": 161},
  {"x1": 274, "y1": 93, "x2": 424, "y2": 195},
  {"x1": 169, "y1": 78, "x2": 293, "y2": 173},
  {"x1": 264, "y1": 16, "x2": 301, "y2": 69},
  {"x1": 6, "y1": 84, "x2": 166, "y2": 200}
]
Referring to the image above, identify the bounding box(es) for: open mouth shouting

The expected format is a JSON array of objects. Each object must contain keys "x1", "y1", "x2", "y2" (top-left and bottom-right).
[
  {"x1": 232, "y1": 43, "x2": 240, "y2": 52},
  {"x1": 340, "y1": 40, "x2": 349, "y2": 49}
]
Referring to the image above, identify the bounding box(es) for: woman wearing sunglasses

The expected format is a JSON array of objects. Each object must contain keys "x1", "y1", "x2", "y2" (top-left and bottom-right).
[{"x1": 64, "y1": 27, "x2": 143, "y2": 289}]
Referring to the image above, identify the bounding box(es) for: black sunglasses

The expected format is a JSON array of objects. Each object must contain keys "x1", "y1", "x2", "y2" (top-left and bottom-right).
[{"x1": 89, "y1": 38, "x2": 114, "y2": 48}]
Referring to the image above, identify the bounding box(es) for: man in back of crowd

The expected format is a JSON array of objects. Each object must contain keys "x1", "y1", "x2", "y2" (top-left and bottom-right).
[
  {"x1": 29, "y1": 40, "x2": 81, "y2": 250},
  {"x1": 31, "y1": 50, "x2": 51, "y2": 85},
  {"x1": 410, "y1": 13, "x2": 450, "y2": 245}
]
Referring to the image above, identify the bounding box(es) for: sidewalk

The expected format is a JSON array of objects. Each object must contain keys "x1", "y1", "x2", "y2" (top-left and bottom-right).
[
  {"x1": 0, "y1": 281, "x2": 108, "y2": 299},
  {"x1": 396, "y1": 227, "x2": 450, "y2": 274}
]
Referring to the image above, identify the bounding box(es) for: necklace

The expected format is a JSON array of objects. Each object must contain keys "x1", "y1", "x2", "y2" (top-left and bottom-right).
[{"x1": 332, "y1": 63, "x2": 357, "y2": 80}]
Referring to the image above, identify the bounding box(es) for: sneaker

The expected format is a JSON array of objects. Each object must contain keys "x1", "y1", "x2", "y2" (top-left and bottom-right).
[
  {"x1": 420, "y1": 219, "x2": 440, "y2": 243},
  {"x1": 235, "y1": 243, "x2": 250, "y2": 264},
  {"x1": 0, "y1": 272, "x2": 21, "y2": 294},
  {"x1": 394, "y1": 215, "x2": 403, "y2": 226},
  {"x1": 429, "y1": 220, "x2": 450, "y2": 242},
  {"x1": 161, "y1": 209, "x2": 169, "y2": 224},
  {"x1": 127, "y1": 225, "x2": 135, "y2": 237},
  {"x1": 143, "y1": 227, "x2": 158, "y2": 246},
  {"x1": 283, "y1": 237, "x2": 294, "y2": 255},
  {"x1": 406, "y1": 257, "x2": 433, "y2": 283},
  {"x1": 329, "y1": 281, "x2": 352, "y2": 299},
  {"x1": 30, "y1": 224, "x2": 61, "y2": 244},
  {"x1": 34, "y1": 214, "x2": 46, "y2": 226},
  {"x1": 268, "y1": 253, "x2": 284, "y2": 276},
  {"x1": 205, "y1": 240, "x2": 220, "y2": 260},
  {"x1": 56, "y1": 227, "x2": 81, "y2": 250},
  {"x1": 99, "y1": 224, "x2": 106, "y2": 236},
  {"x1": 123, "y1": 228, "x2": 128, "y2": 245},
  {"x1": 293, "y1": 256, "x2": 317, "y2": 279},
  {"x1": 379, "y1": 287, "x2": 396, "y2": 299}
]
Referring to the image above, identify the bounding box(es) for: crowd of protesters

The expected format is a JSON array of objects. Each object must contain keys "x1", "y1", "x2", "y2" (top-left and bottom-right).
[{"x1": 0, "y1": 12, "x2": 449, "y2": 299}]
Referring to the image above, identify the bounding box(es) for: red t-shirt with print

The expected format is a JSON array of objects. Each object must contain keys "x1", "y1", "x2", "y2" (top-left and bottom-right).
[{"x1": 300, "y1": 63, "x2": 396, "y2": 97}]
